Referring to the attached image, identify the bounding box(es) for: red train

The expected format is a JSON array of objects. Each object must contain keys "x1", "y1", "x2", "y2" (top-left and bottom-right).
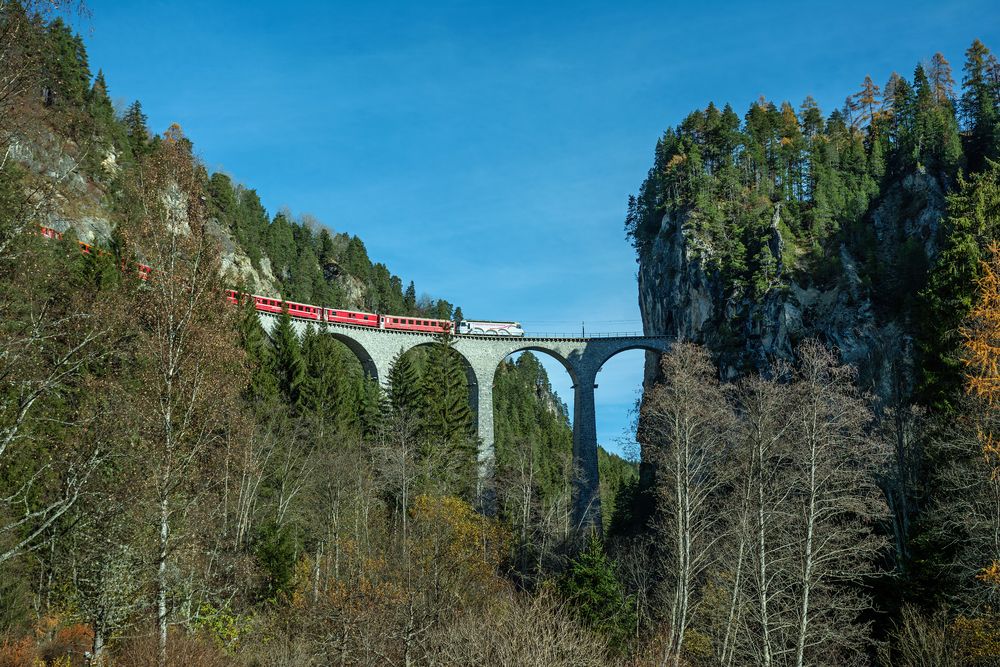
[
  {"x1": 38, "y1": 225, "x2": 153, "y2": 280},
  {"x1": 224, "y1": 290, "x2": 454, "y2": 334},
  {"x1": 40, "y1": 224, "x2": 464, "y2": 336}
]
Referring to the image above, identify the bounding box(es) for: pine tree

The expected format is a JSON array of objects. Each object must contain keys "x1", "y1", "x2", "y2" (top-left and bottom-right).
[
  {"x1": 343, "y1": 236, "x2": 371, "y2": 282},
  {"x1": 961, "y1": 39, "x2": 1000, "y2": 172},
  {"x1": 404, "y1": 281, "x2": 417, "y2": 314},
  {"x1": 386, "y1": 348, "x2": 422, "y2": 421},
  {"x1": 288, "y1": 247, "x2": 318, "y2": 302},
  {"x1": 558, "y1": 535, "x2": 636, "y2": 652},
  {"x1": 43, "y1": 19, "x2": 90, "y2": 108},
  {"x1": 919, "y1": 160, "x2": 1000, "y2": 409},
  {"x1": 317, "y1": 228, "x2": 336, "y2": 265},
  {"x1": 420, "y1": 335, "x2": 473, "y2": 443},
  {"x1": 271, "y1": 309, "x2": 305, "y2": 407},
  {"x1": 88, "y1": 70, "x2": 117, "y2": 135},
  {"x1": 238, "y1": 297, "x2": 279, "y2": 406},
  {"x1": 929, "y1": 52, "x2": 957, "y2": 104},
  {"x1": 267, "y1": 212, "x2": 296, "y2": 277},
  {"x1": 122, "y1": 100, "x2": 149, "y2": 155},
  {"x1": 302, "y1": 331, "x2": 361, "y2": 434},
  {"x1": 357, "y1": 376, "x2": 383, "y2": 440}
]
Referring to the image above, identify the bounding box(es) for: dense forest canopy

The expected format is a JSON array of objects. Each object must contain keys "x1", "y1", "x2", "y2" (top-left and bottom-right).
[{"x1": 0, "y1": 1, "x2": 999, "y2": 665}]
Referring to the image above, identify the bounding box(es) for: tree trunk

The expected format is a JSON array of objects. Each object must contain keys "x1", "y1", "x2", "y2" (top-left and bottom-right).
[
  {"x1": 158, "y1": 487, "x2": 170, "y2": 667},
  {"x1": 795, "y1": 437, "x2": 818, "y2": 667}
]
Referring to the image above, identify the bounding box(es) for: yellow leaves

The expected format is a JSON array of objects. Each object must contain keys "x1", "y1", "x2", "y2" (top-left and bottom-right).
[
  {"x1": 666, "y1": 153, "x2": 687, "y2": 170},
  {"x1": 979, "y1": 430, "x2": 1000, "y2": 482},
  {"x1": 950, "y1": 614, "x2": 1000, "y2": 662},
  {"x1": 963, "y1": 243, "x2": 1000, "y2": 405},
  {"x1": 163, "y1": 122, "x2": 185, "y2": 144},
  {"x1": 409, "y1": 494, "x2": 511, "y2": 575},
  {"x1": 977, "y1": 560, "x2": 1000, "y2": 587},
  {"x1": 407, "y1": 494, "x2": 512, "y2": 603},
  {"x1": 963, "y1": 243, "x2": 1000, "y2": 595},
  {"x1": 289, "y1": 555, "x2": 314, "y2": 608}
]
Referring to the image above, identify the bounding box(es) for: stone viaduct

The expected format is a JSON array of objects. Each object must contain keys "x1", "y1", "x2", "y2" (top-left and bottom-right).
[{"x1": 258, "y1": 313, "x2": 670, "y2": 530}]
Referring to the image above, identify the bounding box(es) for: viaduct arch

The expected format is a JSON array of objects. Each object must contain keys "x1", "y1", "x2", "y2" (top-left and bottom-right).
[{"x1": 259, "y1": 313, "x2": 670, "y2": 531}]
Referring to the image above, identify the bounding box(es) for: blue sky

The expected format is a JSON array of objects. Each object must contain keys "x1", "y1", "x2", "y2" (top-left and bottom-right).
[{"x1": 78, "y1": 0, "x2": 998, "y2": 457}]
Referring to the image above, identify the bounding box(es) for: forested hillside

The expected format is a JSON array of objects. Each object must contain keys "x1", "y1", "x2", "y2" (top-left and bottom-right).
[
  {"x1": 0, "y1": 3, "x2": 637, "y2": 666},
  {"x1": 3, "y1": 1, "x2": 999, "y2": 666},
  {"x1": 625, "y1": 38, "x2": 1000, "y2": 664}
]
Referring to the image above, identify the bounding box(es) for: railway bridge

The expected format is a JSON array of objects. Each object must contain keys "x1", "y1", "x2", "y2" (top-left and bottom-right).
[{"x1": 258, "y1": 313, "x2": 670, "y2": 531}]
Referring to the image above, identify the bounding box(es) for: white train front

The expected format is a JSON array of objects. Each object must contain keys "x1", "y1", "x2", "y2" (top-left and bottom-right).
[{"x1": 455, "y1": 319, "x2": 524, "y2": 336}]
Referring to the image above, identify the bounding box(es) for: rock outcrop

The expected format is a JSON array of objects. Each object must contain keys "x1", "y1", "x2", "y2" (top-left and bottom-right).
[{"x1": 637, "y1": 171, "x2": 946, "y2": 400}]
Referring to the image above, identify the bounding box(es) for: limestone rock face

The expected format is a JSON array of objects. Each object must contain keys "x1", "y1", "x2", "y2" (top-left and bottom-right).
[
  {"x1": 637, "y1": 175, "x2": 946, "y2": 399},
  {"x1": 206, "y1": 219, "x2": 280, "y2": 296},
  {"x1": 10, "y1": 126, "x2": 284, "y2": 297}
]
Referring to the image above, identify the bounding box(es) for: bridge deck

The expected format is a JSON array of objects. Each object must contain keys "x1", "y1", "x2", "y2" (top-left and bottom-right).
[{"x1": 258, "y1": 312, "x2": 664, "y2": 342}]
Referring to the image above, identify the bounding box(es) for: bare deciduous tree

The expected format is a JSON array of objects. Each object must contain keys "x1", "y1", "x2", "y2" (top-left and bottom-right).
[
  {"x1": 121, "y1": 128, "x2": 246, "y2": 667},
  {"x1": 640, "y1": 342, "x2": 735, "y2": 665}
]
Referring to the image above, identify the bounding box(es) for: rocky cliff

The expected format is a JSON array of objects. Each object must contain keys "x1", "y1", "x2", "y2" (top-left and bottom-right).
[{"x1": 637, "y1": 170, "x2": 947, "y2": 400}]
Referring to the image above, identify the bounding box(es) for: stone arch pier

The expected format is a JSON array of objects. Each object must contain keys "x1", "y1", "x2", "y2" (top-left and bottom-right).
[{"x1": 259, "y1": 313, "x2": 670, "y2": 531}]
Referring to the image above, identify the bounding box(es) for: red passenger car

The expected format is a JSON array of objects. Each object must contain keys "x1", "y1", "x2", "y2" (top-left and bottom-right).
[
  {"x1": 381, "y1": 315, "x2": 452, "y2": 334},
  {"x1": 324, "y1": 308, "x2": 379, "y2": 327},
  {"x1": 251, "y1": 295, "x2": 320, "y2": 320}
]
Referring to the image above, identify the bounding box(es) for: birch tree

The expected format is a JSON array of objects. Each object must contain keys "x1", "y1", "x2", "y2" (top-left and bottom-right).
[
  {"x1": 121, "y1": 126, "x2": 245, "y2": 667},
  {"x1": 786, "y1": 341, "x2": 886, "y2": 666},
  {"x1": 728, "y1": 368, "x2": 798, "y2": 667},
  {"x1": 639, "y1": 342, "x2": 734, "y2": 665}
]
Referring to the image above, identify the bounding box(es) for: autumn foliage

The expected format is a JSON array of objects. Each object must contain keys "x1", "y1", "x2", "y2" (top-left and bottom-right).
[
  {"x1": 961, "y1": 241, "x2": 1000, "y2": 613},
  {"x1": 964, "y1": 242, "x2": 1000, "y2": 407}
]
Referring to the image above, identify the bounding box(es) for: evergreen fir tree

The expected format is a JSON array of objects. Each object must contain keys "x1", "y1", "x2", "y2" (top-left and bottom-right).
[
  {"x1": 43, "y1": 19, "x2": 90, "y2": 108},
  {"x1": 558, "y1": 535, "x2": 637, "y2": 652},
  {"x1": 238, "y1": 297, "x2": 279, "y2": 406},
  {"x1": 403, "y1": 281, "x2": 417, "y2": 314},
  {"x1": 343, "y1": 236, "x2": 371, "y2": 282},
  {"x1": 267, "y1": 212, "x2": 296, "y2": 277},
  {"x1": 122, "y1": 100, "x2": 149, "y2": 154},
  {"x1": 386, "y1": 348, "x2": 422, "y2": 421},
  {"x1": 299, "y1": 332, "x2": 359, "y2": 434},
  {"x1": 317, "y1": 228, "x2": 336, "y2": 265},
  {"x1": 271, "y1": 309, "x2": 305, "y2": 407},
  {"x1": 919, "y1": 160, "x2": 1000, "y2": 410},
  {"x1": 961, "y1": 39, "x2": 1000, "y2": 172},
  {"x1": 357, "y1": 376, "x2": 383, "y2": 441},
  {"x1": 87, "y1": 70, "x2": 117, "y2": 136},
  {"x1": 420, "y1": 334, "x2": 473, "y2": 443}
]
